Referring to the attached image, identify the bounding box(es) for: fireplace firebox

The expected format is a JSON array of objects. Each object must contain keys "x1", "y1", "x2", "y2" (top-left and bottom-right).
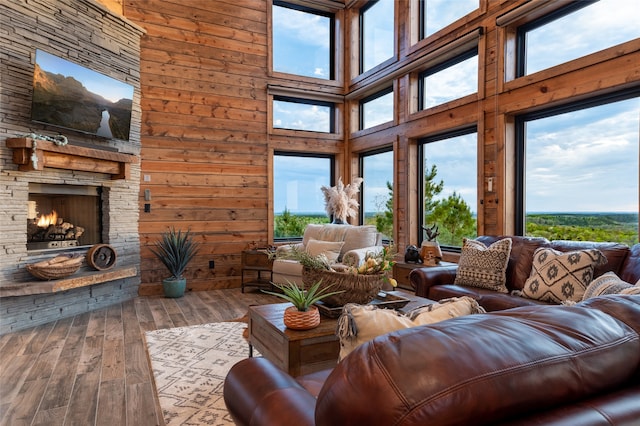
[{"x1": 27, "y1": 183, "x2": 102, "y2": 251}]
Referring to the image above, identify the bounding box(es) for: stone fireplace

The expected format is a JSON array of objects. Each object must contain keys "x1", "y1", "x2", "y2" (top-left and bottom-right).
[{"x1": 0, "y1": 0, "x2": 145, "y2": 334}]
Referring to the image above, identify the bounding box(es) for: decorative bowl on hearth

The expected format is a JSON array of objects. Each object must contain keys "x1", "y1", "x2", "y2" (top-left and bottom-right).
[{"x1": 26, "y1": 255, "x2": 83, "y2": 280}]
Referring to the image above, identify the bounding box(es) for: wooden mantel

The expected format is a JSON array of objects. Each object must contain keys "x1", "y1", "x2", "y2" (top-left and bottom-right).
[{"x1": 6, "y1": 137, "x2": 139, "y2": 180}]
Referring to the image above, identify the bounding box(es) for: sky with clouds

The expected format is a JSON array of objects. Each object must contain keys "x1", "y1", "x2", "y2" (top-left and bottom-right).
[{"x1": 273, "y1": 0, "x2": 639, "y2": 216}]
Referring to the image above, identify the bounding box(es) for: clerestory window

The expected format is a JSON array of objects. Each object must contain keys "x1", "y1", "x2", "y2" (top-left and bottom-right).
[
  {"x1": 272, "y1": 1, "x2": 335, "y2": 80},
  {"x1": 516, "y1": 0, "x2": 640, "y2": 77}
]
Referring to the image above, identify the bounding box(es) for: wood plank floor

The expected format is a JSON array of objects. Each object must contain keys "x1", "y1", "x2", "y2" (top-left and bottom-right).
[{"x1": 0, "y1": 288, "x2": 279, "y2": 426}]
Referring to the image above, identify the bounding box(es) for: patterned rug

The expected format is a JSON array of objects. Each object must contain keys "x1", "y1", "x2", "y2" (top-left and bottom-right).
[{"x1": 145, "y1": 321, "x2": 258, "y2": 425}]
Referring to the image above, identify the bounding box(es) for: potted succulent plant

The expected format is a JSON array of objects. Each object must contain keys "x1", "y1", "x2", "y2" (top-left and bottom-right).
[
  {"x1": 150, "y1": 227, "x2": 200, "y2": 298},
  {"x1": 262, "y1": 280, "x2": 344, "y2": 330}
]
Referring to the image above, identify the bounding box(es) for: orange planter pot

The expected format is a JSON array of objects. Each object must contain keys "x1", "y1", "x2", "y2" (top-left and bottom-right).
[{"x1": 283, "y1": 305, "x2": 320, "y2": 330}]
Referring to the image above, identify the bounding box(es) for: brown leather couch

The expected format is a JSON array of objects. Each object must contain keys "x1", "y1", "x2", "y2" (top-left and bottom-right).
[
  {"x1": 224, "y1": 294, "x2": 640, "y2": 425},
  {"x1": 410, "y1": 236, "x2": 640, "y2": 311}
]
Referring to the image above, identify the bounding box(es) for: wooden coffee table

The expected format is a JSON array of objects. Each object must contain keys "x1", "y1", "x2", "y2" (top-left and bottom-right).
[{"x1": 248, "y1": 290, "x2": 434, "y2": 376}]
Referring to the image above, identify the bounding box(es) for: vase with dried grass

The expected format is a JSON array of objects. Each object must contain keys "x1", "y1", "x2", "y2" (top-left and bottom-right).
[{"x1": 320, "y1": 177, "x2": 363, "y2": 224}]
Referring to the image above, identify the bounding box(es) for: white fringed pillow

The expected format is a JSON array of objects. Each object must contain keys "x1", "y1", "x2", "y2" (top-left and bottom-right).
[
  {"x1": 336, "y1": 297, "x2": 485, "y2": 360},
  {"x1": 583, "y1": 272, "x2": 640, "y2": 300}
]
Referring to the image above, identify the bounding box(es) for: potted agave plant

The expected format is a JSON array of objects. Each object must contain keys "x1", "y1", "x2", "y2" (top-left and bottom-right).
[
  {"x1": 262, "y1": 280, "x2": 344, "y2": 330},
  {"x1": 150, "y1": 227, "x2": 200, "y2": 298}
]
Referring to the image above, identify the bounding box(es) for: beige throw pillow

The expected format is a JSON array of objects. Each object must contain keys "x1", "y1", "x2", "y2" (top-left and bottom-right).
[
  {"x1": 454, "y1": 238, "x2": 512, "y2": 293},
  {"x1": 336, "y1": 297, "x2": 485, "y2": 360},
  {"x1": 583, "y1": 272, "x2": 640, "y2": 299},
  {"x1": 305, "y1": 239, "x2": 344, "y2": 264},
  {"x1": 522, "y1": 248, "x2": 607, "y2": 303},
  {"x1": 341, "y1": 226, "x2": 379, "y2": 258}
]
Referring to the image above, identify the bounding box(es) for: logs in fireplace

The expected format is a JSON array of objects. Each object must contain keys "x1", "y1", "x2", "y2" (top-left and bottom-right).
[{"x1": 27, "y1": 210, "x2": 85, "y2": 249}]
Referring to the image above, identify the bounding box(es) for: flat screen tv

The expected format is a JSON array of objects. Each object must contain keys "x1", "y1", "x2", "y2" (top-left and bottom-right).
[{"x1": 31, "y1": 49, "x2": 134, "y2": 141}]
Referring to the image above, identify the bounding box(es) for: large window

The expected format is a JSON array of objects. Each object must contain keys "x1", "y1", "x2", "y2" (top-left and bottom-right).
[
  {"x1": 515, "y1": 91, "x2": 639, "y2": 245},
  {"x1": 419, "y1": 128, "x2": 477, "y2": 247},
  {"x1": 360, "y1": 149, "x2": 394, "y2": 240},
  {"x1": 272, "y1": 1, "x2": 334, "y2": 79},
  {"x1": 517, "y1": 0, "x2": 640, "y2": 76},
  {"x1": 419, "y1": 48, "x2": 478, "y2": 110},
  {"x1": 360, "y1": 87, "x2": 393, "y2": 130},
  {"x1": 273, "y1": 153, "x2": 333, "y2": 239},
  {"x1": 360, "y1": 0, "x2": 394, "y2": 74},
  {"x1": 273, "y1": 96, "x2": 335, "y2": 133},
  {"x1": 420, "y1": 0, "x2": 478, "y2": 39}
]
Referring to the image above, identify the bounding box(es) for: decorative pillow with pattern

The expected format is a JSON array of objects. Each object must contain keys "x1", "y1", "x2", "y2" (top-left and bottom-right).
[
  {"x1": 454, "y1": 238, "x2": 513, "y2": 293},
  {"x1": 522, "y1": 248, "x2": 607, "y2": 303}
]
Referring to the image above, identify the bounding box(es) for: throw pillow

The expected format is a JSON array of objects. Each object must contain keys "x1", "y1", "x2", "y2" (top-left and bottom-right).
[
  {"x1": 582, "y1": 271, "x2": 639, "y2": 300},
  {"x1": 454, "y1": 238, "x2": 513, "y2": 293},
  {"x1": 336, "y1": 297, "x2": 485, "y2": 360},
  {"x1": 305, "y1": 239, "x2": 344, "y2": 264},
  {"x1": 620, "y1": 286, "x2": 640, "y2": 295},
  {"x1": 341, "y1": 226, "x2": 379, "y2": 260},
  {"x1": 522, "y1": 248, "x2": 607, "y2": 303}
]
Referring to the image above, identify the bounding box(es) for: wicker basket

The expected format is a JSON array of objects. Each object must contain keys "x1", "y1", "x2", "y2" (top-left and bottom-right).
[
  {"x1": 283, "y1": 305, "x2": 321, "y2": 330},
  {"x1": 302, "y1": 267, "x2": 385, "y2": 307},
  {"x1": 26, "y1": 256, "x2": 83, "y2": 280}
]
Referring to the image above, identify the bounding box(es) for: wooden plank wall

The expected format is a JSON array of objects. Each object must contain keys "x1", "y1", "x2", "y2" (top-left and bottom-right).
[
  {"x1": 121, "y1": 0, "x2": 276, "y2": 294},
  {"x1": 114, "y1": 0, "x2": 640, "y2": 294}
]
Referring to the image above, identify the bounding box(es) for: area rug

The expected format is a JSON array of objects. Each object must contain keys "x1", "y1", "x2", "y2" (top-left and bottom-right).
[{"x1": 145, "y1": 321, "x2": 258, "y2": 425}]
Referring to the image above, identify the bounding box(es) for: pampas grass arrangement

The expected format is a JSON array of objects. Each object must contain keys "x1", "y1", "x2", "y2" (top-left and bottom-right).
[{"x1": 321, "y1": 177, "x2": 363, "y2": 224}]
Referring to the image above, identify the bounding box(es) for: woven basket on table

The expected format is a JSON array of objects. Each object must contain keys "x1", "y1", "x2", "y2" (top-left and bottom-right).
[
  {"x1": 302, "y1": 267, "x2": 385, "y2": 307},
  {"x1": 283, "y1": 305, "x2": 321, "y2": 330},
  {"x1": 26, "y1": 256, "x2": 83, "y2": 280}
]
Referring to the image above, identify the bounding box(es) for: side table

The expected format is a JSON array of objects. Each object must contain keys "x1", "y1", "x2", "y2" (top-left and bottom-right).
[{"x1": 241, "y1": 249, "x2": 274, "y2": 293}]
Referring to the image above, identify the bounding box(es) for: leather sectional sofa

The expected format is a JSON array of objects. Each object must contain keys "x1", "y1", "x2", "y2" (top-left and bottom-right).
[
  {"x1": 410, "y1": 236, "x2": 640, "y2": 311},
  {"x1": 224, "y1": 294, "x2": 640, "y2": 425}
]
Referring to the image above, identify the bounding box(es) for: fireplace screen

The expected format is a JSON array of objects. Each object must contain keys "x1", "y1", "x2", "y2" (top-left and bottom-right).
[{"x1": 27, "y1": 183, "x2": 102, "y2": 250}]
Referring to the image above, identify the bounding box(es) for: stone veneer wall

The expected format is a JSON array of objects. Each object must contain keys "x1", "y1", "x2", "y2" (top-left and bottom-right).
[{"x1": 0, "y1": 0, "x2": 144, "y2": 334}]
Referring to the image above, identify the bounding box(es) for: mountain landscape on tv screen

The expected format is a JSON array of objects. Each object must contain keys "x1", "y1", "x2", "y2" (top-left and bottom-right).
[{"x1": 31, "y1": 64, "x2": 132, "y2": 140}]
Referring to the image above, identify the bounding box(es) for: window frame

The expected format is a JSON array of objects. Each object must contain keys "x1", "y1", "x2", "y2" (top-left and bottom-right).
[
  {"x1": 358, "y1": 147, "x2": 394, "y2": 232},
  {"x1": 358, "y1": 0, "x2": 394, "y2": 75},
  {"x1": 358, "y1": 86, "x2": 394, "y2": 130},
  {"x1": 514, "y1": 88, "x2": 640, "y2": 236},
  {"x1": 272, "y1": 95, "x2": 336, "y2": 133},
  {"x1": 273, "y1": 151, "x2": 336, "y2": 242},
  {"x1": 418, "y1": 0, "x2": 479, "y2": 41},
  {"x1": 418, "y1": 126, "x2": 478, "y2": 249},
  {"x1": 417, "y1": 47, "x2": 479, "y2": 111},
  {"x1": 515, "y1": 1, "x2": 595, "y2": 78},
  {"x1": 272, "y1": 0, "x2": 336, "y2": 81}
]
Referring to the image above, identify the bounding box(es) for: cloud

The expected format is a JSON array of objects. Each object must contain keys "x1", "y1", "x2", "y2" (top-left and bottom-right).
[
  {"x1": 526, "y1": 99, "x2": 638, "y2": 212},
  {"x1": 526, "y1": 0, "x2": 639, "y2": 74},
  {"x1": 424, "y1": 0, "x2": 478, "y2": 37},
  {"x1": 424, "y1": 55, "x2": 477, "y2": 108},
  {"x1": 273, "y1": 100, "x2": 331, "y2": 132},
  {"x1": 273, "y1": 5, "x2": 331, "y2": 78}
]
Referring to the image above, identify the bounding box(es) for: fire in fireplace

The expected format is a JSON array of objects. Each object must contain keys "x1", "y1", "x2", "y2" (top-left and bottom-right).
[{"x1": 27, "y1": 183, "x2": 102, "y2": 250}]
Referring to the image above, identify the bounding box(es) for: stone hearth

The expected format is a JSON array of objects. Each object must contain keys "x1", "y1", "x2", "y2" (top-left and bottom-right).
[{"x1": 0, "y1": 0, "x2": 145, "y2": 334}]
